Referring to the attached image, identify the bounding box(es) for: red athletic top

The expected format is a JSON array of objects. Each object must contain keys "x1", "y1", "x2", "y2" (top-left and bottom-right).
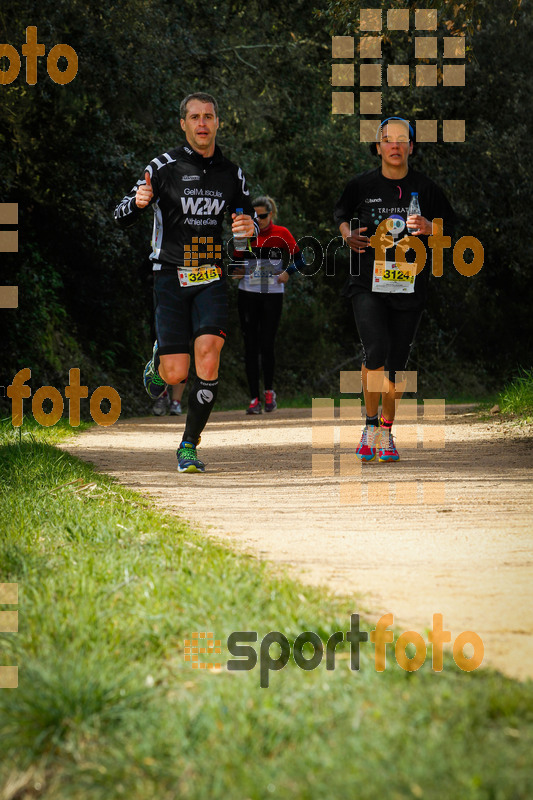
[
  {"x1": 235, "y1": 222, "x2": 303, "y2": 294},
  {"x1": 251, "y1": 221, "x2": 299, "y2": 253}
]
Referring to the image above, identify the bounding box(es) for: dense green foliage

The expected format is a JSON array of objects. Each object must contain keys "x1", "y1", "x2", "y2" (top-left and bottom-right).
[{"x1": 0, "y1": 0, "x2": 531, "y2": 415}]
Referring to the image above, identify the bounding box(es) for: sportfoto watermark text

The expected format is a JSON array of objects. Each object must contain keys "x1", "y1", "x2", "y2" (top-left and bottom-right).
[{"x1": 187, "y1": 613, "x2": 484, "y2": 687}]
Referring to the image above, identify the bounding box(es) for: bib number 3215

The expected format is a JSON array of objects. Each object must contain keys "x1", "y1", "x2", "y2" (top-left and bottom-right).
[{"x1": 178, "y1": 266, "x2": 220, "y2": 288}]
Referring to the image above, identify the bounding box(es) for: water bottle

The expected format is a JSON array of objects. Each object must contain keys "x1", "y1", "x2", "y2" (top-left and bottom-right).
[
  {"x1": 234, "y1": 207, "x2": 247, "y2": 251},
  {"x1": 407, "y1": 192, "x2": 421, "y2": 233}
]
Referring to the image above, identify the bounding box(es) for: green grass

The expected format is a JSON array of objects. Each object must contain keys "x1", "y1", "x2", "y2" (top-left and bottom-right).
[
  {"x1": 498, "y1": 368, "x2": 533, "y2": 421},
  {"x1": 217, "y1": 392, "x2": 497, "y2": 413},
  {"x1": 0, "y1": 414, "x2": 92, "y2": 445},
  {"x1": 1, "y1": 424, "x2": 532, "y2": 799}
]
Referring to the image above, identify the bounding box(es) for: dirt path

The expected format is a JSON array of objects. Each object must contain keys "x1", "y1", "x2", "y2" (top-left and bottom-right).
[{"x1": 61, "y1": 406, "x2": 533, "y2": 681}]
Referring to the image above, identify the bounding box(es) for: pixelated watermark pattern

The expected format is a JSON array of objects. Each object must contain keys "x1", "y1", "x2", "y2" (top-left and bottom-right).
[
  {"x1": 312, "y1": 371, "x2": 446, "y2": 505},
  {"x1": 0, "y1": 27, "x2": 78, "y2": 85},
  {"x1": 0, "y1": 203, "x2": 18, "y2": 308},
  {"x1": 184, "y1": 632, "x2": 222, "y2": 670},
  {"x1": 0, "y1": 583, "x2": 18, "y2": 689},
  {"x1": 183, "y1": 236, "x2": 222, "y2": 268},
  {"x1": 186, "y1": 614, "x2": 483, "y2": 687},
  {"x1": 331, "y1": 8, "x2": 465, "y2": 142}
]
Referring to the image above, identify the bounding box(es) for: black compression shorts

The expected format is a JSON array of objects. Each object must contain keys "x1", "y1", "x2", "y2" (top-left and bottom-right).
[
  {"x1": 154, "y1": 272, "x2": 228, "y2": 355},
  {"x1": 351, "y1": 292, "x2": 423, "y2": 382}
]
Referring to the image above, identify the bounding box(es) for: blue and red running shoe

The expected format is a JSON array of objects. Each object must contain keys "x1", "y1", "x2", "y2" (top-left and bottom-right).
[
  {"x1": 356, "y1": 424, "x2": 380, "y2": 462},
  {"x1": 378, "y1": 429, "x2": 400, "y2": 462}
]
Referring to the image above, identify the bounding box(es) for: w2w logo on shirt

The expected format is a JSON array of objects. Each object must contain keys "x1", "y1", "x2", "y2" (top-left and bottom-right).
[{"x1": 181, "y1": 197, "x2": 226, "y2": 215}]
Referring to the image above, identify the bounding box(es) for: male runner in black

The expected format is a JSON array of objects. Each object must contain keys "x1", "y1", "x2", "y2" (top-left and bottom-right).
[
  {"x1": 114, "y1": 92, "x2": 257, "y2": 472},
  {"x1": 334, "y1": 117, "x2": 455, "y2": 462}
]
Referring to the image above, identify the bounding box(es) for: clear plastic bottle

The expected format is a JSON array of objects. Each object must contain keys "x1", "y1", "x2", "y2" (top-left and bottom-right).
[
  {"x1": 233, "y1": 207, "x2": 247, "y2": 251},
  {"x1": 407, "y1": 192, "x2": 421, "y2": 233}
]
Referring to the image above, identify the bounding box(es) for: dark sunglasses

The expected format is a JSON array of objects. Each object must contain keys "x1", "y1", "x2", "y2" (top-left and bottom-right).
[{"x1": 256, "y1": 212, "x2": 270, "y2": 219}]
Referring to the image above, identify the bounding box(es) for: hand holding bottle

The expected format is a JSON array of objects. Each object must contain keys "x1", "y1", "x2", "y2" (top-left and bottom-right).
[
  {"x1": 232, "y1": 208, "x2": 255, "y2": 250},
  {"x1": 406, "y1": 215, "x2": 432, "y2": 236},
  {"x1": 406, "y1": 192, "x2": 431, "y2": 235}
]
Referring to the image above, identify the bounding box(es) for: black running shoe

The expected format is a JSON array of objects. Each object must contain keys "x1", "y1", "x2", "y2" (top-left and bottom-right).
[{"x1": 143, "y1": 341, "x2": 167, "y2": 400}]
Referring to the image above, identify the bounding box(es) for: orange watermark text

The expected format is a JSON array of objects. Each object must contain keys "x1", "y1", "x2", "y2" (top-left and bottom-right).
[
  {"x1": 7, "y1": 368, "x2": 121, "y2": 427},
  {"x1": 0, "y1": 26, "x2": 78, "y2": 86},
  {"x1": 185, "y1": 613, "x2": 484, "y2": 688}
]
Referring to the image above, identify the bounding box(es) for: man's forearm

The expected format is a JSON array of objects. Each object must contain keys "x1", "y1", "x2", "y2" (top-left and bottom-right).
[{"x1": 114, "y1": 185, "x2": 145, "y2": 228}]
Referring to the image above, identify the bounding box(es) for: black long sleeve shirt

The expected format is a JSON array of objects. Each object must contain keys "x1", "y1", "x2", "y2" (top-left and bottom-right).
[
  {"x1": 334, "y1": 167, "x2": 456, "y2": 307},
  {"x1": 114, "y1": 143, "x2": 258, "y2": 271}
]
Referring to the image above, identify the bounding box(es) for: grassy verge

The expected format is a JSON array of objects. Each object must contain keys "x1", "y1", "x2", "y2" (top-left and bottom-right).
[
  {"x1": 498, "y1": 368, "x2": 533, "y2": 422},
  {"x1": 217, "y1": 392, "x2": 498, "y2": 413},
  {"x1": 1, "y1": 425, "x2": 532, "y2": 799},
  {"x1": 0, "y1": 415, "x2": 93, "y2": 445}
]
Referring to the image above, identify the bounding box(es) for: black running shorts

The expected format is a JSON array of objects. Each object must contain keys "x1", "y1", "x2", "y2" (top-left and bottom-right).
[
  {"x1": 154, "y1": 272, "x2": 228, "y2": 356},
  {"x1": 351, "y1": 291, "x2": 423, "y2": 381}
]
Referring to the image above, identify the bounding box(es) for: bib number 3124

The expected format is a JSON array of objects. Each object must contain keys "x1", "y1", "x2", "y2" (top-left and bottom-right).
[{"x1": 372, "y1": 261, "x2": 415, "y2": 294}]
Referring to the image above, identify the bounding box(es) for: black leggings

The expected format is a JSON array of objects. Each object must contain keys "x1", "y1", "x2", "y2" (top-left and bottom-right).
[
  {"x1": 351, "y1": 292, "x2": 423, "y2": 383},
  {"x1": 237, "y1": 290, "x2": 283, "y2": 398}
]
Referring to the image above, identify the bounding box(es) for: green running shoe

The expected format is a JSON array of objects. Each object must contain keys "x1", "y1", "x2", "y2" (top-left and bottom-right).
[
  {"x1": 143, "y1": 341, "x2": 167, "y2": 400},
  {"x1": 177, "y1": 440, "x2": 205, "y2": 473}
]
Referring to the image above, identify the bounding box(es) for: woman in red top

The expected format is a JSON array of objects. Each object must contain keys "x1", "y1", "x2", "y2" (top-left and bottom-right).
[{"x1": 234, "y1": 195, "x2": 305, "y2": 414}]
